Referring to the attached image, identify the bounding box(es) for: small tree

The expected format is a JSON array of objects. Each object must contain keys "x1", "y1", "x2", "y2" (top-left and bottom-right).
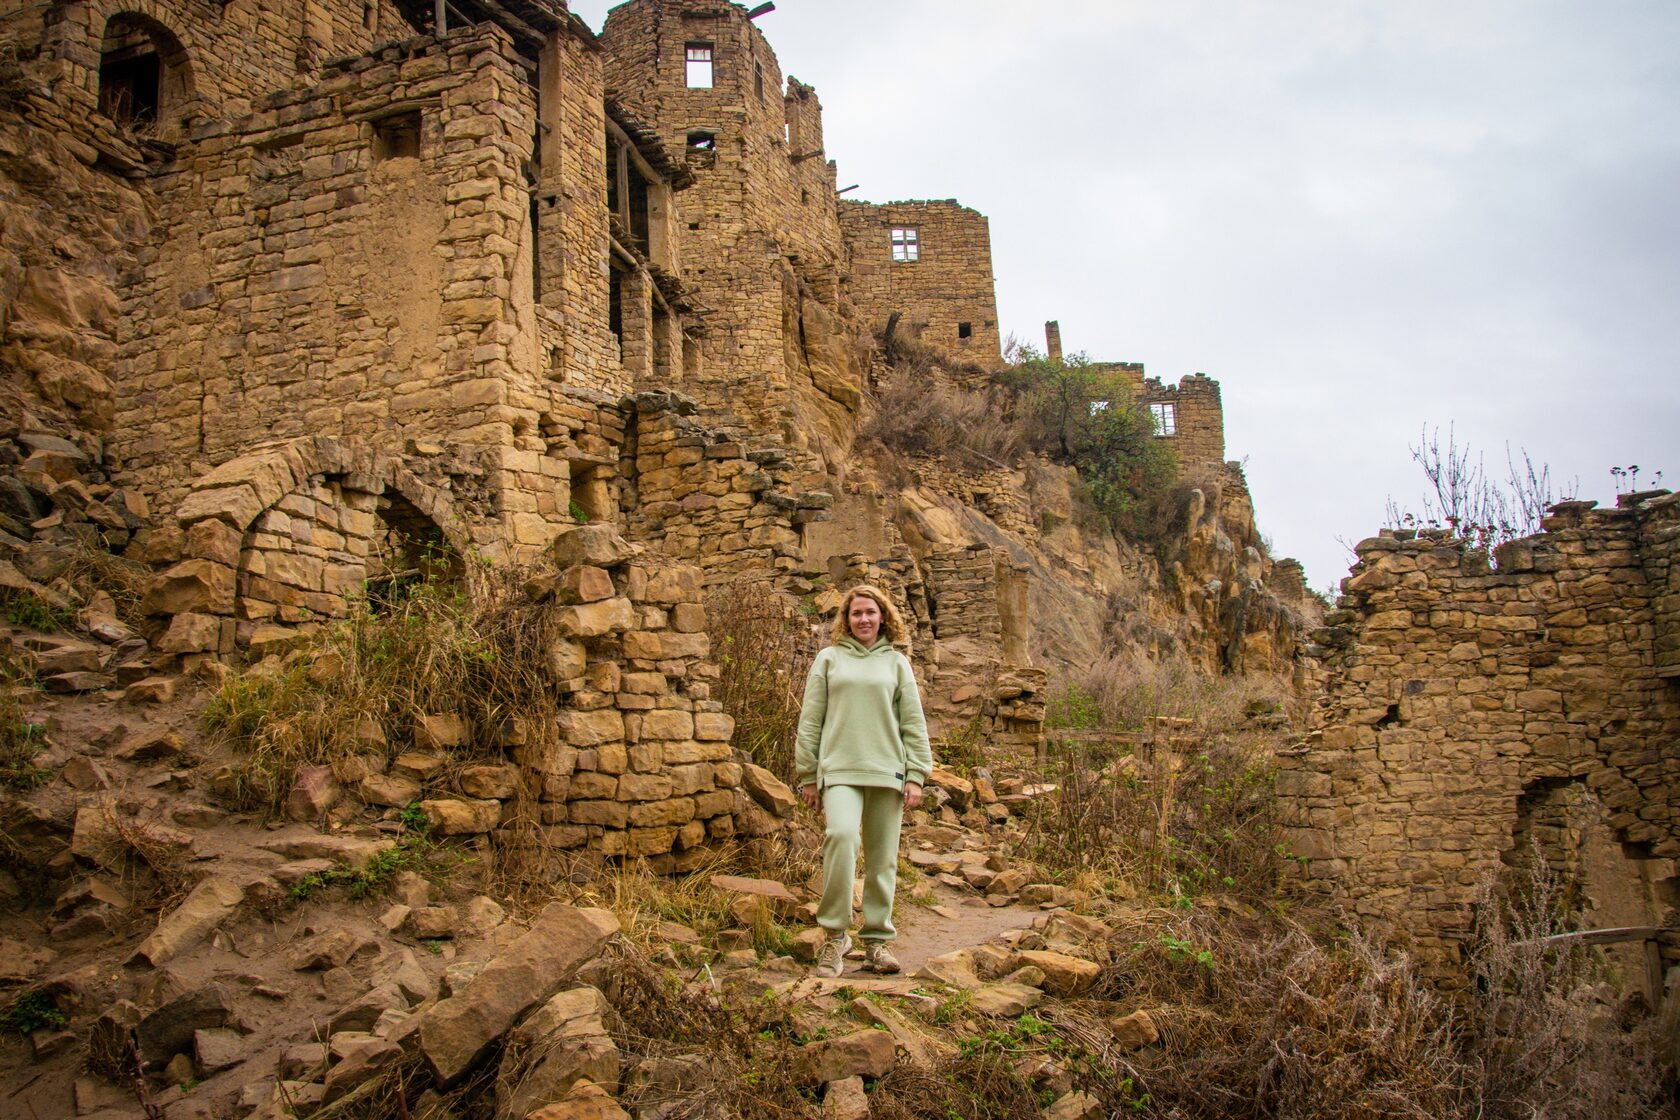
[
  {"x1": 999, "y1": 349, "x2": 1178, "y2": 536},
  {"x1": 1386, "y1": 424, "x2": 1574, "y2": 554}
]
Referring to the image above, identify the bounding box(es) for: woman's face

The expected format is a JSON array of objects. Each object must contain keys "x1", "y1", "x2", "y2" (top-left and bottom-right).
[{"x1": 847, "y1": 595, "x2": 883, "y2": 645}]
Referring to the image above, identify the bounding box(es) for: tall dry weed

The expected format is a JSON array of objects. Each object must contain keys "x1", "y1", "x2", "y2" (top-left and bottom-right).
[
  {"x1": 205, "y1": 563, "x2": 563, "y2": 812},
  {"x1": 704, "y1": 582, "x2": 821, "y2": 783},
  {"x1": 861, "y1": 353, "x2": 1026, "y2": 467},
  {"x1": 1462, "y1": 858, "x2": 1673, "y2": 1120}
]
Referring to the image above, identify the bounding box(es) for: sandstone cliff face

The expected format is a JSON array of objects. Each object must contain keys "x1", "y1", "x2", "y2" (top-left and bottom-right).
[{"x1": 0, "y1": 117, "x2": 151, "y2": 437}]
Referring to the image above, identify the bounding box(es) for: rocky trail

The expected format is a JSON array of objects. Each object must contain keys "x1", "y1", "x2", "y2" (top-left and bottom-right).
[{"x1": 0, "y1": 651, "x2": 1146, "y2": 1120}]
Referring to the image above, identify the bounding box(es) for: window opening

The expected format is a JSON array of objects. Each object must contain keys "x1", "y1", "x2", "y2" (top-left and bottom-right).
[
  {"x1": 686, "y1": 131, "x2": 715, "y2": 151},
  {"x1": 685, "y1": 43, "x2": 713, "y2": 89},
  {"x1": 1149, "y1": 401, "x2": 1178, "y2": 436},
  {"x1": 608, "y1": 264, "x2": 625, "y2": 357},
  {"x1": 1088, "y1": 400, "x2": 1110, "y2": 416},
  {"x1": 890, "y1": 226, "x2": 918, "y2": 263},
  {"x1": 958, "y1": 322, "x2": 973, "y2": 340},
  {"x1": 372, "y1": 111, "x2": 421, "y2": 160},
  {"x1": 755, "y1": 59, "x2": 765, "y2": 101}
]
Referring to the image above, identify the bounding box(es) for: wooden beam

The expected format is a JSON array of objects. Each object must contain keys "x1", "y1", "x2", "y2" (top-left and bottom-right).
[{"x1": 605, "y1": 116, "x2": 664, "y2": 192}]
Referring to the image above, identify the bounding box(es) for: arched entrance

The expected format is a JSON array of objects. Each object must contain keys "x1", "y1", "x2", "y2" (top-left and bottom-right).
[{"x1": 98, "y1": 12, "x2": 194, "y2": 137}]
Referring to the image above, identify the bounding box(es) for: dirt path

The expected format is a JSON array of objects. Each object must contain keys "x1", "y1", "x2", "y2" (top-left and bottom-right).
[{"x1": 887, "y1": 881, "x2": 1038, "y2": 975}]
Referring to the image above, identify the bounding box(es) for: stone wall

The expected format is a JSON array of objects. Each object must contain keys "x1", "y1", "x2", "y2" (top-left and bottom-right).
[
  {"x1": 839, "y1": 198, "x2": 1001, "y2": 362},
  {"x1": 108, "y1": 25, "x2": 577, "y2": 555},
  {"x1": 599, "y1": 0, "x2": 858, "y2": 449},
  {"x1": 1281, "y1": 494, "x2": 1680, "y2": 984},
  {"x1": 1093, "y1": 363, "x2": 1225, "y2": 472},
  {"x1": 30, "y1": 0, "x2": 417, "y2": 134}
]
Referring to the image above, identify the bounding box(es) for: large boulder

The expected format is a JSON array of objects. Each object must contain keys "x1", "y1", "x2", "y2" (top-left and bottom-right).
[{"x1": 415, "y1": 905, "x2": 619, "y2": 1087}]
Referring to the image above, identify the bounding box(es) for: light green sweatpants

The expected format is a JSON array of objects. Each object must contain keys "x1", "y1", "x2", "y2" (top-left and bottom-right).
[{"x1": 818, "y1": 784, "x2": 903, "y2": 942}]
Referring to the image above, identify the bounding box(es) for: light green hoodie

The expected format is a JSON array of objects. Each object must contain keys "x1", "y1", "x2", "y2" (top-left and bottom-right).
[{"x1": 795, "y1": 637, "x2": 932, "y2": 791}]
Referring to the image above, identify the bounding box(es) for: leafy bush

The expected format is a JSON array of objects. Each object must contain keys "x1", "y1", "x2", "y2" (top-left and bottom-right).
[{"x1": 998, "y1": 349, "x2": 1178, "y2": 537}]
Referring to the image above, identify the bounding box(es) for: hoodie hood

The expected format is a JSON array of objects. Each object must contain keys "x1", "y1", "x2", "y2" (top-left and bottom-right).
[{"x1": 835, "y1": 636, "x2": 894, "y2": 656}]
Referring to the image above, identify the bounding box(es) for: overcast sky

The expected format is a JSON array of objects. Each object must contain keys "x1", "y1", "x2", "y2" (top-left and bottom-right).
[{"x1": 569, "y1": 0, "x2": 1680, "y2": 592}]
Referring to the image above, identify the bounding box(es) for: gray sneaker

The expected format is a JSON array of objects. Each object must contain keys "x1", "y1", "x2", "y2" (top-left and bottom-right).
[
  {"x1": 863, "y1": 942, "x2": 901, "y2": 974},
  {"x1": 814, "y1": 932, "x2": 851, "y2": 978}
]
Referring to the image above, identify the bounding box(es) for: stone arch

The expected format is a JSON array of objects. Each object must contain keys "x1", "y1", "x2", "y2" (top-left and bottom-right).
[
  {"x1": 148, "y1": 438, "x2": 469, "y2": 655},
  {"x1": 96, "y1": 9, "x2": 196, "y2": 138}
]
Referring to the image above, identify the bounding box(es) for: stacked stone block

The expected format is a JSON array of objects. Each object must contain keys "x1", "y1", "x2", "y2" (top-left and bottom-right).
[
  {"x1": 1281, "y1": 497, "x2": 1680, "y2": 982},
  {"x1": 839, "y1": 198, "x2": 1002, "y2": 362},
  {"x1": 925, "y1": 544, "x2": 1004, "y2": 646},
  {"x1": 525, "y1": 524, "x2": 745, "y2": 867},
  {"x1": 623, "y1": 391, "x2": 832, "y2": 582},
  {"x1": 599, "y1": 0, "x2": 850, "y2": 440},
  {"x1": 1641, "y1": 492, "x2": 1680, "y2": 678},
  {"x1": 34, "y1": 0, "x2": 416, "y2": 143}
]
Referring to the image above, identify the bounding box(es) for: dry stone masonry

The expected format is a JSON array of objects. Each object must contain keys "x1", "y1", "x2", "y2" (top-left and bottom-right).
[
  {"x1": 0, "y1": 0, "x2": 1315, "y2": 872},
  {"x1": 1282, "y1": 492, "x2": 1680, "y2": 986}
]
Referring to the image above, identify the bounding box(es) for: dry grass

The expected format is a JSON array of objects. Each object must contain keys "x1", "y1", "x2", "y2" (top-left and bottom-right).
[
  {"x1": 204, "y1": 563, "x2": 562, "y2": 813},
  {"x1": 1091, "y1": 907, "x2": 1468, "y2": 1120},
  {"x1": 1019, "y1": 654, "x2": 1295, "y2": 900},
  {"x1": 61, "y1": 544, "x2": 153, "y2": 629},
  {"x1": 705, "y1": 581, "x2": 821, "y2": 784},
  {"x1": 1461, "y1": 859, "x2": 1673, "y2": 1120},
  {"x1": 861, "y1": 340, "x2": 1026, "y2": 467}
]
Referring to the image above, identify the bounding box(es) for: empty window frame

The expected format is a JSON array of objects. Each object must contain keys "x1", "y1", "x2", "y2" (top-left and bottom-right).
[
  {"x1": 1149, "y1": 401, "x2": 1178, "y2": 436},
  {"x1": 686, "y1": 43, "x2": 714, "y2": 89},
  {"x1": 958, "y1": 322, "x2": 973, "y2": 340},
  {"x1": 890, "y1": 226, "x2": 919, "y2": 262}
]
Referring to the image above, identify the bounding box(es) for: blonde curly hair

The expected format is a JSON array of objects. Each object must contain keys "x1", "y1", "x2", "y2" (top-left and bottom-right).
[{"x1": 830, "y1": 584, "x2": 908, "y2": 646}]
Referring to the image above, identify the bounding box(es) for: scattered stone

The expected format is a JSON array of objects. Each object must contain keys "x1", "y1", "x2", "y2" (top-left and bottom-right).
[
  {"x1": 968, "y1": 982, "x2": 1045, "y2": 1017},
  {"x1": 1015, "y1": 950, "x2": 1099, "y2": 997},
  {"x1": 1110, "y1": 1009, "x2": 1159, "y2": 1050},
  {"x1": 322, "y1": 1038, "x2": 402, "y2": 1104},
  {"x1": 822, "y1": 1075, "x2": 870, "y2": 1120},
  {"x1": 1045, "y1": 1090, "x2": 1104, "y2": 1119},
  {"x1": 287, "y1": 928, "x2": 363, "y2": 971},
  {"x1": 129, "y1": 875, "x2": 245, "y2": 968},
  {"x1": 329, "y1": 983, "x2": 407, "y2": 1035},
  {"x1": 138, "y1": 983, "x2": 234, "y2": 1065},
  {"x1": 740, "y1": 763, "x2": 798, "y2": 817},
  {"x1": 526, "y1": 1078, "x2": 631, "y2": 1120},
  {"x1": 417, "y1": 904, "x2": 620, "y2": 1087},
  {"x1": 285, "y1": 764, "x2": 339, "y2": 820},
  {"x1": 709, "y1": 874, "x2": 801, "y2": 918},
  {"x1": 163, "y1": 1052, "x2": 195, "y2": 1086},
  {"x1": 461, "y1": 895, "x2": 506, "y2": 937},
  {"x1": 791, "y1": 1029, "x2": 896, "y2": 1085},
  {"x1": 499, "y1": 986, "x2": 621, "y2": 1118},
  {"x1": 421, "y1": 797, "x2": 501, "y2": 835},
  {"x1": 124, "y1": 676, "x2": 177, "y2": 704},
  {"x1": 414, "y1": 713, "x2": 468, "y2": 750},
  {"x1": 258, "y1": 833, "x2": 395, "y2": 871},
  {"x1": 405, "y1": 905, "x2": 459, "y2": 940},
  {"x1": 192, "y1": 1027, "x2": 246, "y2": 1073}
]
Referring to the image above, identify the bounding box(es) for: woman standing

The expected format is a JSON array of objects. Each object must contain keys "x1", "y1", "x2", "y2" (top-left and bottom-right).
[{"x1": 795, "y1": 584, "x2": 932, "y2": 978}]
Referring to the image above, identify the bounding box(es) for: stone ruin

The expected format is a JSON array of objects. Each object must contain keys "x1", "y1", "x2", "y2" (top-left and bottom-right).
[
  {"x1": 0, "y1": 0, "x2": 1070, "y2": 866},
  {"x1": 1281, "y1": 490, "x2": 1680, "y2": 995}
]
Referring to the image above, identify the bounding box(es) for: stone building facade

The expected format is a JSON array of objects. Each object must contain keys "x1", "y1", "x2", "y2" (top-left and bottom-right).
[
  {"x1": 839, "y1": 198, "x2": 1002, "y2": 362},
  {"x1": 1091, "y1": 362, "x2": 1226, "y2": 473},
  {"x1": 1281, "y1": 493, "x2": 1680, "y2": 990},
  {"x1": 0, "y1": 0, "x2": 1041, "y2": 865}
]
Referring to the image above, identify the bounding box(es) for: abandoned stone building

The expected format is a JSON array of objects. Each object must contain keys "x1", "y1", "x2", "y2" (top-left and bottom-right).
[
  {"x1": 1281, "y1": 492, "x2": 1680, "y2": 995},
  {"x1": 0, "y1": 0, "x2": 1047, "y2": 862}
]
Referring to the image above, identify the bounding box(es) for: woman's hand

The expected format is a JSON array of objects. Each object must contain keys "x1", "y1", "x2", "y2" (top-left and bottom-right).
[
  {"x1": 903, "y1": 782, "x2": 924, "y2": 811},
  {"x1": 800, "y1": 784, "x2": 819, "y2": 810}
]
